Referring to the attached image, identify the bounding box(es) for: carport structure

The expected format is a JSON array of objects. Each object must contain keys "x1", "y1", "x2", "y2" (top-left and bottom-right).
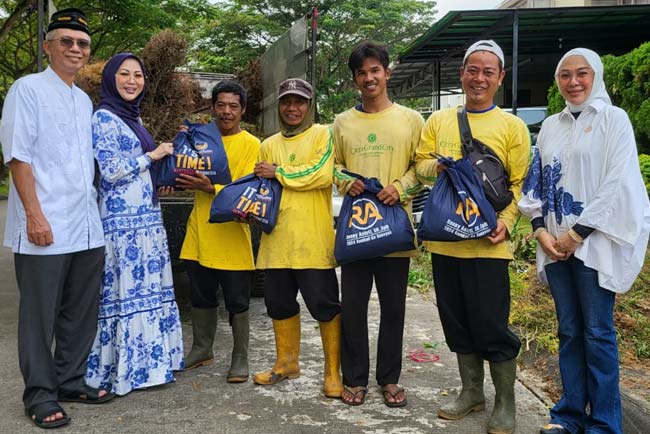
[{"x1": 388, "y1": 5, "x2": 650, "y2": 113}]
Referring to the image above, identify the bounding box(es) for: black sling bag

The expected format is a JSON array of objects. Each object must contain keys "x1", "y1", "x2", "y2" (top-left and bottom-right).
[{"x1": 457, "y1": 107, "x2": 513, "y2": 212}]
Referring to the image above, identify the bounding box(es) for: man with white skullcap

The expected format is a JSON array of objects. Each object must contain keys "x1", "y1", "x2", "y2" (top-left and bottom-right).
[{"x1": 414, "y1": 40, "x2": 530, "y2": 434}]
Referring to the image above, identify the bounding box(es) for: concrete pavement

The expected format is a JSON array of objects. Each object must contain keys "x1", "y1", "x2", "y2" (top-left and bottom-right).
[{"x1": 0, "y1": 200, "x2": 549, "y2": 434}]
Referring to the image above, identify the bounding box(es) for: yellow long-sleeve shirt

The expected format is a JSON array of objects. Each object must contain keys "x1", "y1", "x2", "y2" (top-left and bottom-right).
[
  {"x1": 180, "y1": 130, "x2": 260, "y2": 270},
  {"x1": 256, "y1": 124, "x2": 336, "y2": 269},
  {"x1": 332, "y1": 103, "x2": 424, "y2": 258},
  {"x1": 415, "y1": 106, "x2": 530, "y2": 260}
]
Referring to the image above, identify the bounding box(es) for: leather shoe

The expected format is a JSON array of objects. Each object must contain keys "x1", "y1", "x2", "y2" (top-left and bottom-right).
[{"x1": 540, "y1": 424, "x2": 570, "y2": 434}]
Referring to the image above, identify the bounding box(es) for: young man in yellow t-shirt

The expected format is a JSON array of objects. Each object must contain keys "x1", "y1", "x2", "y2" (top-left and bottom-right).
[
  {"x1": 415, "y1": 41, "x2": 530, "y2": 434},
  {"x1": 175, "y1": 81, "x2": 260, "y2": 383},
  {"x1": 252, "y1": 78, "x2": 343, "y2": 399},
  {"x1": 333, "y1": 41, "x2": 424, "y2": 408}
]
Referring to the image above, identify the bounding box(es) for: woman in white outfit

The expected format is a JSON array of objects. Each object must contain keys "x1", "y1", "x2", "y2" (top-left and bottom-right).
[{"x1": 519, "y1": 48, "x2": 650, "y2": 434}]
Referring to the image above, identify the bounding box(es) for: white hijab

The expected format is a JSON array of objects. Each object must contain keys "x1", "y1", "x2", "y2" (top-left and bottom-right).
[{"x1": 554, "y1": 47, "x2": 612, "y2": 112}]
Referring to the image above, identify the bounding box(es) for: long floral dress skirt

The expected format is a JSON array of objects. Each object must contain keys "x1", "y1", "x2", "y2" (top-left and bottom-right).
[{"x1": 86, "y1": 110, "x2": 184, "y2": 395}]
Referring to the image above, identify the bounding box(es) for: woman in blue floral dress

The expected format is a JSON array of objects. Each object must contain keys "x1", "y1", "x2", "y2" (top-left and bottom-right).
[{"x1": 86, "y1": 53, "x2": 184, "y2": 395}]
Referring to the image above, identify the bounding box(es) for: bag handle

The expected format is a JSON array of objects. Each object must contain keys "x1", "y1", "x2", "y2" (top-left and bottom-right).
[
  {"x1": 341, "y1": 169, "x2": 384, "y2": 194},
  {"x1": 341, "y1": 169, "x2": 366, "y2": 182},
  {"x1": 179, "y1": 119, "x2": 201, "y2": 152},
  {"x1": 456, "y1": 106, "x2": 474, "y2": 156}
]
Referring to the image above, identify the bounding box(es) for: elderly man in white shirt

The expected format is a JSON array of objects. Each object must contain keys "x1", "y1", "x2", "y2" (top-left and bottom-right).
[{"x1": 0, "y1": 8, "x2": 113, "y2": 430}]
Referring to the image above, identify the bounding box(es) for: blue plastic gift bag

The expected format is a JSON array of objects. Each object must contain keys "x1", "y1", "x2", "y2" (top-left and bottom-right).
[
  {"x1": 209, "y1": 174, "x2": 282, "y2": 234},
  {"x1": 158, "y1": 121, "x2": 231, "y2": 186},
  {"x1": 418, "y1": 157, "x2": 497, "y2": 242},
  {"x1": 335, "y1": 172, "x2": 416, "y2": 264}
]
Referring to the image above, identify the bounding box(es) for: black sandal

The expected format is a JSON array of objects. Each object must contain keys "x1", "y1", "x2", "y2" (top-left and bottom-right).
[
  {"x1": 58, "y1": 384, "x2": 115, "y2": 404},
  {"x1": 341, "y1": 386, "x2": 367, "y2": 406},
  {"x1": 381, "y1": 385, "x2": 407, "y2": 408},
  {"x1": 25, "y1": 401, "x2": 70, "y2": 429}
]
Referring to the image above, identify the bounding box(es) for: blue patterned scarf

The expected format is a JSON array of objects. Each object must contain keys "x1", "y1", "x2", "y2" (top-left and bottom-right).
[{"x1": 96, "y1": 53, "x2": 160, "y2": 204}]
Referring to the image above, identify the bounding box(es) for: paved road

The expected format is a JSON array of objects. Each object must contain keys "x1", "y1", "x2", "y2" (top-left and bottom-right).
[{"x1": 0, "y1": 200, "x2": 549, "y2": 434}]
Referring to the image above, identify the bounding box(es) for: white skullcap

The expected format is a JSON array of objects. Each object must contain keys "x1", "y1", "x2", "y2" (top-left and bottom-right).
[{"x1": 463, "y1": 40, "x2": 505, "y2": 68}]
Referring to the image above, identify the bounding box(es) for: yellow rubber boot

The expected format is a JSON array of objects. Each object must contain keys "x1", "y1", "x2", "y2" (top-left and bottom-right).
[
  {"x1": 320, "y1": 314, "x2": 344, "y2": 398},
  {"x1": 253, "y1": 314, "x2": 301, "y2": 385}
]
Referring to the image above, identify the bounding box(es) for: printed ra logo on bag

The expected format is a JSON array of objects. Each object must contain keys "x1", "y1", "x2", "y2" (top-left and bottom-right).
[
  {"x1": 455, "y1": 193, "x2": 481, "y2": 227},
  {"x1": 349, "y1": 198, "x2": 384, "y2": 230}
]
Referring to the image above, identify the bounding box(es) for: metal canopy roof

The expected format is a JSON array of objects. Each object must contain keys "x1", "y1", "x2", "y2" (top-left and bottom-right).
[{"x1": 388, "y1": 5, "x2": 650, "y2": 102}]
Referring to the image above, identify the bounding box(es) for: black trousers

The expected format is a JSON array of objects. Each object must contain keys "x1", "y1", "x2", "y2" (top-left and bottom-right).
[
  {"x1": 431, "y1": 253, "x2": 521, "y2": 362},
  {"x1": 340, "y1": 257, "x2": 410, "y2": 387},
  {"x1": 15, "y1": 247, "x2": 104, "y2": 409},
  {"x1": 263, "y1": 268, "x2": 340, "y2": 322},
  {"x1": 185, "y1": 260, "x2": 252, "y2": 315}
]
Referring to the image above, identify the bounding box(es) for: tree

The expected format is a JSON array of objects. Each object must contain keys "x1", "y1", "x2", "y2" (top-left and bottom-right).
[
  {"x1": 140, "y1": 30, "x2": 201, "y2": 141},
  {"x1": 191, "y1": 0, "x2": 438, "y2": 122},
  {"x1": 0, "y1": 0, "x2": 212, "y2": 104},
  {"x1": 0, "y1": 0, "x2": 39, "y2": 104}
]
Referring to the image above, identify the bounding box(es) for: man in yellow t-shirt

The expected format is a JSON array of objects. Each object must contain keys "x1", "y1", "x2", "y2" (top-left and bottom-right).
[
  {"x1": 333, "y1": 41, "x2": 423, "y2": 408},
  {"x1": 175, "y1": 81, "x2": 260, "y2": 383},
  {"x1": 415, "y1": 41, "x2": 530, "y2": 434},
  {"x1": 251, "y1": 78, "x2": 343, "y2": 399}
]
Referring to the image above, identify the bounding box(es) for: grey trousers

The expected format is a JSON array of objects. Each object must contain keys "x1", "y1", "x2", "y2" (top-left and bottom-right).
[{"x1": 15, "y1": 246, "x2": 104, "y2": 409}]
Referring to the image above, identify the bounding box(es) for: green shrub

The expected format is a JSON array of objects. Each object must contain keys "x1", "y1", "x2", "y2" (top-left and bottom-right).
[
  {"x1": 510, "y1": 216, "x2": 536, "y2": 269},
  {"x1": 547, "y1": 82, "x2": 564, "y2": 116},
  {"x1": 639, "y1": 154, "x2": 650, "y2": 194}
]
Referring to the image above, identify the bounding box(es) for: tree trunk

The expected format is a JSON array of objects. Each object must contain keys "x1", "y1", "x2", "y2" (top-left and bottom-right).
[{"x1": 0, "y1": 0, "x2": 37, "y2": 46}]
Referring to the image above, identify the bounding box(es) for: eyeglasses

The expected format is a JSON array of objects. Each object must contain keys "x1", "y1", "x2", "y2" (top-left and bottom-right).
[{"x1": 48, "y1": 37, "x2": 91, "y2": 50}]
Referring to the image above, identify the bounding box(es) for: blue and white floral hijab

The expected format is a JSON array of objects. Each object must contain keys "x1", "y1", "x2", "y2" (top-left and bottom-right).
[{"x1": 518, "y1": 48, "x2": 650, "y2": 293}]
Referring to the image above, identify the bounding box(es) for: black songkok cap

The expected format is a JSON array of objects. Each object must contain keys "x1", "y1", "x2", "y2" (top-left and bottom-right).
[{"x1": 47, "y1": 8, "x2": 90, "y2": 35}]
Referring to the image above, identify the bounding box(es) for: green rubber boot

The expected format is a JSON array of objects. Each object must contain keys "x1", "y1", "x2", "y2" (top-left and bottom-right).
[
  {"x1": 438, "y1": 353, "x2": 486, "y2": 420},
  {"x1": 227, "y1": 310, "x2": 250, "y2": 383},
  {"x1": 487, "y1": 358, "x2": 517, "y2": 434},
  {"x1": 184, "y1": 307, "x2": 217, "y2": 370}
]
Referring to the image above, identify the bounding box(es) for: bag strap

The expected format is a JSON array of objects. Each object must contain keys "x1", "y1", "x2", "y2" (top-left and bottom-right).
[
  {"x1": 456, "y1": 106, "x2": 474, "y2": 156},
  {"x1": 341, "y1": 169, "x2": 365, "y2": 181}
]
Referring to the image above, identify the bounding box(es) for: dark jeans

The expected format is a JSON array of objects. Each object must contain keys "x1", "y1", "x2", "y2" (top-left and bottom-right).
[
  {"x1": 340, "y1": 257, "x2": 409, "y2": 387},
  {"x1": 263, "y1": 268, "x2": 340, "y2": 322},
  {"x1": 431, "y1": 254, "x2": 521, "y2": 362},
  {"x1": 546, "y1": 256, "x2": 621, "y2": 434},
  {"x1": 185, "y1": 260, "x2": 252, "y2": 315},
  {"x1": 15, "y1": 247, "x2": 104, "y2": 409}
]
